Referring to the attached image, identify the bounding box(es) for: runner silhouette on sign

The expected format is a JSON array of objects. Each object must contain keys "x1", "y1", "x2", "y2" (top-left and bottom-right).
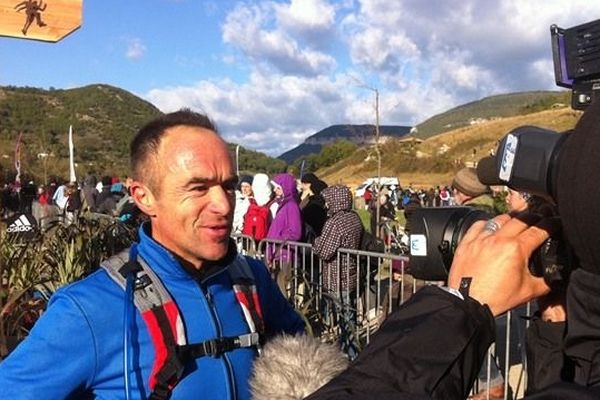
[{"x1": 14, "y1": 0, "x2": 47, "y2": 36}]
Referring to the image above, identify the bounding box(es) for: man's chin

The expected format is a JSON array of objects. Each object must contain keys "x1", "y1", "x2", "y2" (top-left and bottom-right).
[{"x1": 205, "y1": 241, "x2": 231, "y2": 261}]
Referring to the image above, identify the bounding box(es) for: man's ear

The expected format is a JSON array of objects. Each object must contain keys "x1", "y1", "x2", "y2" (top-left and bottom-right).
[{"x1": 130, "y1": 181, "x2": 156, "y2": 217}]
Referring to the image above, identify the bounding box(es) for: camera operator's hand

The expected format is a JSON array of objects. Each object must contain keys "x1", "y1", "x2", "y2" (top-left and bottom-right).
[{"x1": 448, "y1": 214, "x2": 553, "y2": 317}]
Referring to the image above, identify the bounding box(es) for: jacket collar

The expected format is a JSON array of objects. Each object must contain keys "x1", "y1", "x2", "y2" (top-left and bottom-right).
[{"x1": 135, "y1": 223, "x2": 238, "y2": 282}]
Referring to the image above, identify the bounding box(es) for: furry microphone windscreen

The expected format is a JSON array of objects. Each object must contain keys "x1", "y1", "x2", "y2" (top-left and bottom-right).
[{"x1": 249, "y1": 334, "x2": 349, "y2": 400}]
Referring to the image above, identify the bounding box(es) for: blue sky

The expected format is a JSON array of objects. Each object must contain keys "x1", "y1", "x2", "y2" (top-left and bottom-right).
[{"x1": 1, "y1": 0, "x2": 600, "y2": 156}]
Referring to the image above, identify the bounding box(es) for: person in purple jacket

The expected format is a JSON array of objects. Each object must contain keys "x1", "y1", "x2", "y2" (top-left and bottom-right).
[{"x1": 266, "y1": 172, "x2": 303, "y2": 294}]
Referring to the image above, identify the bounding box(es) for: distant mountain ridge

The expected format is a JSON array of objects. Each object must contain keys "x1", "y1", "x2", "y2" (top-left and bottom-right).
[
  {"x1": 278, "y1": 124, "x2": 412, "y2": 164},
  {"x1": 278, "y1": 91, "x2": 570, "y2": 165}
]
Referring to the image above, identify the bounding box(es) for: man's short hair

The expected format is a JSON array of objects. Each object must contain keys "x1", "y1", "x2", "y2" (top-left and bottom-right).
[{"x1": 130, "y1": 109, "x2": 219, "y2": 191}]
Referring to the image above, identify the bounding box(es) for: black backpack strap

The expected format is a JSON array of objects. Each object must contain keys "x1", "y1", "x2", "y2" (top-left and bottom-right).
[{"x1": 177, "y1": 332, "x2": 261, "y2": 360}]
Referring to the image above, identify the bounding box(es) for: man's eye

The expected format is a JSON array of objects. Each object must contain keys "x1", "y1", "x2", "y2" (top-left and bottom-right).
[{"x1": 223, "y1": 182, "x2": 237, "y2": 193}]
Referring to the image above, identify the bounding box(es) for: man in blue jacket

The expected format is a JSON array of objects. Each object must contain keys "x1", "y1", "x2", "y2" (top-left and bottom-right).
[{"x1": 0, "y1": 109, "x2": 305, "y2": 399}]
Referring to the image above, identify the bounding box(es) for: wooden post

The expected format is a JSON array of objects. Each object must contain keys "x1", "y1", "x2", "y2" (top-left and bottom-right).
[{"x1": 0, "y1": 0, "x2": 82, "y2": 42}]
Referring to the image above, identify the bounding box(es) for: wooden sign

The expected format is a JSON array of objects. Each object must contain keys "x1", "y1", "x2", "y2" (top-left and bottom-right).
[{"x1": 0, "y1": 0, "x2": 82, "y2": 42}]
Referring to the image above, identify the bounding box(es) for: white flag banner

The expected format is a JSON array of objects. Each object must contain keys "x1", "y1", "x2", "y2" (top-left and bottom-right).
[
  {"x1": 235, "y1": 145, "x2": 240, "y2": 176},
  {"x1": 14, "y1": 131, "x2": 22, "y2": 184},
  {"x1": 68, "y1": 125, "x2": 76, "y2": 183}
]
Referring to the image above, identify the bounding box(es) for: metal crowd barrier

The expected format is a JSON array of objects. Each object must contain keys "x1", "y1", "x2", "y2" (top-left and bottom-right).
[{"x1": 240, "y1": 236, "x2": 530, "y2": 399}]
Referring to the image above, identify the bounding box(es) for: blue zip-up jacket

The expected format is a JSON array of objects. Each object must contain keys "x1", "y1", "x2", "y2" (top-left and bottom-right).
[{"x1": 0, "y1": 225, "x2": 305, "y2": 399}]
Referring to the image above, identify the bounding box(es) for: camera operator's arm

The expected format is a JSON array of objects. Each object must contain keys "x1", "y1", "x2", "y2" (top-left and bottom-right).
[
  {"x1": 305, "y1": 285, "x2": 496, "y2": 400},
  {"x1": 448, "y1": 214, "x2": 553, "y2": 317},
  {"x1": 307, "y1": 214, "x2": 555, "y2": 400}
]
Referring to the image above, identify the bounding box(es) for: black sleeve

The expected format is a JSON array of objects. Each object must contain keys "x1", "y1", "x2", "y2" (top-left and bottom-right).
[
  {"x1": 306, "y1": 286, "x2": 495, "y2": 400},
  {"x1": 525, "y1": 317, "x2": 569, "y2": 395}
]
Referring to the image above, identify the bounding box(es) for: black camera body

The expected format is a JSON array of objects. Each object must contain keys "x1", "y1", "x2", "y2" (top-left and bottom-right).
[{"x1": 551, "y1": 19, "x2": 600, "y2": 110}]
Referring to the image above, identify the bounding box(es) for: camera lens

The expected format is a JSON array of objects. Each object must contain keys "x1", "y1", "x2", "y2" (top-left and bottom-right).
[{"x1": 408, "y1": 207, "x2": 491, "y2": 281}]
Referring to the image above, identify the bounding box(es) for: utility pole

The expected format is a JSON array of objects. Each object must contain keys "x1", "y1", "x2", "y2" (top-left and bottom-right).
[
  {"x1": 353, "y1": 76, "x2": 383, "y2": 238},
  {"x1": 373, "y1": 89, "x2": 382, "y2": 238}
]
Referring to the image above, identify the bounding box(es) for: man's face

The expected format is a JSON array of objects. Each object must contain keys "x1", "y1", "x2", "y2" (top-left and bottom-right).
[{"x1": 138, "y1": 126, "x2": 236, "y2": 269}]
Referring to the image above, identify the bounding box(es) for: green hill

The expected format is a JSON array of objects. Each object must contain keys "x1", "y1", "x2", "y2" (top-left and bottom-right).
[
  {"x1": 414, "y1": 91, "x2": 570, "y2": 139},
  {"x1": 0, "y1": 84, "x2": 162, "y2": 181},
  {"x1": 0, "y1": 84, "x2": 286, "y2": 183}
]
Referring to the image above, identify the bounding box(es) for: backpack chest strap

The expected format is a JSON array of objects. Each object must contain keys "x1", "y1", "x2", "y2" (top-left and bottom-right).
[{"x1": 177, "y1": 332, "x2": 261, "y2": 360}]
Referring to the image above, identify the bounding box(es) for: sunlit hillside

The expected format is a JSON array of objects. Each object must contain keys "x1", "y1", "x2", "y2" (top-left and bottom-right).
[{"x1": 318, "y1": 106, "x2": 581, "y2": 190}]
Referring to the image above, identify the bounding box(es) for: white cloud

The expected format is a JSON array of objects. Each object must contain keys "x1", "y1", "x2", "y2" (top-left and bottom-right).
[
  {"x1": 222, "y1": 2, "x2": 336, "y2": 76},
  {"x1": 348, "y1": 27, "x2": 420, "y2": 72},
  {"x1": 125, "y1": 38, "x2": 146, "y2": 61},
  {"x1": 275, "y1": 0, "x2": 337, "y2": 48},
  {"x1": 147, "y1": 0, "x2": 600, "y2": 158},
  {"x1": 147, "y1": 71, "x2": 366, "y2": 156},
  {"x1": 276, "y1": 0, "x2": 335, "y2": 31}
]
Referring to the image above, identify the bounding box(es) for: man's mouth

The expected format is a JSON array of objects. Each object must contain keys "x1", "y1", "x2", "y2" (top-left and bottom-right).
[{"x1": 204, "y1": 223, "x2": 231, "y2": 238}]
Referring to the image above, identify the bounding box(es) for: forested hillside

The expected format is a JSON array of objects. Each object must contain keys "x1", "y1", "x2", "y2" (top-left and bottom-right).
[{"x1": 0, "y1": 85, "x2": 286, "y2": 182}]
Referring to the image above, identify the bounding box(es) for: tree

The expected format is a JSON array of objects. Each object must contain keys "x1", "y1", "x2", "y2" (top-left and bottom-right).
[{"x1": 318, "y1": 139, "x2": 358, "y2": 167}]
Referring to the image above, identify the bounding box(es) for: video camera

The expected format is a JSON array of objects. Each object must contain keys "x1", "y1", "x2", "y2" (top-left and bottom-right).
[
  {"x1": 406, "y1": 18, "x2": 599, "y2": 282},
  {"x1": 551, "y1": 18, "x2": 600, "y2": 110},
  {"x1": 408, "y1": 125, "x2": 573, "y2": 282}
]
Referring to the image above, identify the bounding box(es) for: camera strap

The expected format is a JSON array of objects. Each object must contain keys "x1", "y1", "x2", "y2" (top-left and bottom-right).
[{"x1": 458, "y1": 277, "x2": 473, "y2": 298}]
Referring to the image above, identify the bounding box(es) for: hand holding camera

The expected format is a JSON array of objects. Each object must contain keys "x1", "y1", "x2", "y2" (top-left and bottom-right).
[{"x1": 447, "y1": 214, "x2": 552, "y2": 316}]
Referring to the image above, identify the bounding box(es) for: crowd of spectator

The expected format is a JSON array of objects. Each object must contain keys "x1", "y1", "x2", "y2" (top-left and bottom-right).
[{"x1": 0, "y1": 173, "x2": 141, "y2": 229}]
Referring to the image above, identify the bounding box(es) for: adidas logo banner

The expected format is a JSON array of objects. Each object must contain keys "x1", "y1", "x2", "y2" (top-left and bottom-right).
[{"x1": 6, "y1": 213, "x2": 38, "y2": 238}]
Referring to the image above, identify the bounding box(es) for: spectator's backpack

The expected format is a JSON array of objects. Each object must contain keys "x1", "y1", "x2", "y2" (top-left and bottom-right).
[
  {"x1": 360, "y1": 228, "x2": 385, "y2": 253},
  {"x1": 101, "y1": 247, "x2": 265, "y2": 400},
  {"x1": 358, "y1": 228, "x2": 385, "y2": 285},
  {"x1": 242, "y1": 199, "x2": 271, "y2": 241},
  {"x1": 65, "y1": 191, "x2": 82, "y2": 213}
]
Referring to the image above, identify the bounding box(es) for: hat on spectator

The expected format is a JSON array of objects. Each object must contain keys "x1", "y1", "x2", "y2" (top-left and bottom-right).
[
  {"x1": 301, "y1": 172, "x2": 327, "y2": 195},
  {"x1": 239, "y1": 175, "x2": 253, "y2": 191},
  {"x1": 300, "y1": 173, "x2": 319, "y2": 185},
  {"x1": 240, "y1": 175, "x2": 253, "y2": 186},
  {"x1": 452, "y1": 167, "x2": 488, "y2": 197}
]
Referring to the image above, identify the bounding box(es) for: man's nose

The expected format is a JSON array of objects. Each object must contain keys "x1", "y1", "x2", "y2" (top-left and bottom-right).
[{"x1": 207, "y1": 186, "x2": 233, "y2": 215}]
